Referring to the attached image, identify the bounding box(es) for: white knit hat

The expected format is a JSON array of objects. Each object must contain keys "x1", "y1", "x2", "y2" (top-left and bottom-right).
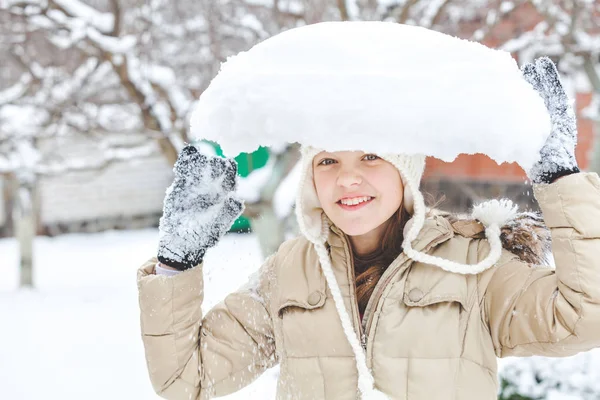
[{"x1": 294, "y1": 145, "x2": 517, "y2": 399}]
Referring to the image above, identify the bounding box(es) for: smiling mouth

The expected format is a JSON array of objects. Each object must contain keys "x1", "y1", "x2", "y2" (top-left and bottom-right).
[{"x1": 337, "y1": 196, "x2": 374, "y2": 210}]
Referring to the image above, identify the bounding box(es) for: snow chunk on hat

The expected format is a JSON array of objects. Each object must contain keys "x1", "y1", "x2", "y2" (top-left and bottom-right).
[{"x1": 190, "y1": 21, "x2": 551, "y2": 172}]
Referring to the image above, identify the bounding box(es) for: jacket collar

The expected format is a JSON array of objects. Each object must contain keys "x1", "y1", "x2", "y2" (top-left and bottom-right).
[
  {"x1": 274, "y1": 215, "x2": 453, "y2": 311},
  {"x1": 326, "y1": 214, "x2": 454, "y2": 255}
]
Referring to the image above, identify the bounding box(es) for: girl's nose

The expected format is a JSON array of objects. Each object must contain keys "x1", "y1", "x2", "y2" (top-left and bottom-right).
[{"x1": 337, "y1": 170, "x2": 362, "y2": 188}]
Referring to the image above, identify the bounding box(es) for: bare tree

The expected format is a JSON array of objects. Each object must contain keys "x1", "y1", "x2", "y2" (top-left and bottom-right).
[
  {"x1": 0, "y1": 0, "x2": 198, "y2": 285},
  {"x1": 0, "y1": 0, "x2": 319, "y2": 280}
]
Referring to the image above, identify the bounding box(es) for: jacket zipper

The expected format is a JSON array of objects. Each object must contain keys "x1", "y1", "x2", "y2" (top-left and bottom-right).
[
  {"x1": 358, "y1": 231, "x2": 451, "y2": 356},
  {"x1": 342, "y1": 233, "x2": 367, "y2": 350}
]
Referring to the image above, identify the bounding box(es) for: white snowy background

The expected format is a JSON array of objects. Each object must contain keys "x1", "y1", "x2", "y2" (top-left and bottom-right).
[{"x1": 0, "y1": 230, "x2": 280, "y2": 400}]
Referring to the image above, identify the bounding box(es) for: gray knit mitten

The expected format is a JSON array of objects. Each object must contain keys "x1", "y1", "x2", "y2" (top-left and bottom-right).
[
  {"x1": 521, "y1": 56, "x2": 580, "y2": 184},
  {"x1": 157, "y1": 145, "x2": 244, "y2": 270}
]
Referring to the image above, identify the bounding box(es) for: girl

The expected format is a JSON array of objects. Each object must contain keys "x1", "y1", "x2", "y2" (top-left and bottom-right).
[{"x1": 137, "y1": 57, "x2": 600, "y2": 399}]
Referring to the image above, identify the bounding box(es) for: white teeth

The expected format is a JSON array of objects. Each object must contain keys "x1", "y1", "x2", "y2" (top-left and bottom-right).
[{"x1": 340, "y1": 196, "x2": 372, "y2": 206}]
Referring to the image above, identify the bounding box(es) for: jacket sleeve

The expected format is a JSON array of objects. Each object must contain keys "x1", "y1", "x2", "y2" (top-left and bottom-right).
[
  {"x1": 483, "y1": 172, "x2": 600, "y2": 358},
  {"x1": 137, "y1": 254, "x2": 278, "y2": 399}
]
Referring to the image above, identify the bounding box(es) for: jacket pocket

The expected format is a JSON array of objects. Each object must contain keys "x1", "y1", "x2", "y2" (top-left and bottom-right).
[
  {"x1": 277, "y1": 289, "x2": 326, "y2": 317},
  {"x1": 276, "y1": 290, "x2": 330, "y2": 357},
  {"x1": 402, "y1": 261, "x2": 470, "y2": 310},
  {"x1": 403, "y1": 286, "x2": 468, "y2": 310},
  {"x1": 397, "y1": 267, "x2": 471, "y2": 358}
]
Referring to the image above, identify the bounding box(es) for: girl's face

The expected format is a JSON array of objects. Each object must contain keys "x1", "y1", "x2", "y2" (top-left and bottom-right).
[{"x1": 312, "y1": 151, "x2": 404, "y2": 238}]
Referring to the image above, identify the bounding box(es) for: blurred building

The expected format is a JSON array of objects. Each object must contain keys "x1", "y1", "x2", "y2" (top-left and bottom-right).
[{"x1": 0, "y1": 134, "x2": 173, "y2": 238}]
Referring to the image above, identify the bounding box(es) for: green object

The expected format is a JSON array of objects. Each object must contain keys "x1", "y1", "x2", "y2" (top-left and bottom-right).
[{"x1": 195, "y1": 140, "x2": 270, "y2": 232}]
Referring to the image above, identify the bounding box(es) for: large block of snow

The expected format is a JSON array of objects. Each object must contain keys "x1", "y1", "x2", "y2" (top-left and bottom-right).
[{"x1": 191, "y1": 21, "x2": 551, "y2": 171}]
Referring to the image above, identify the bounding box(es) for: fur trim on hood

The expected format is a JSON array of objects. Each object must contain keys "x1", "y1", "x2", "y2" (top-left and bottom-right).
[{"x1": 442, "y1": 209, "x2": 552, "y2": 267}]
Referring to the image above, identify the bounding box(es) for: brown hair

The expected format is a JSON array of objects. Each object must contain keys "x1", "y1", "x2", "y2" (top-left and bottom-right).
[
  {"x1": 353, "y1": 192, "x2": 444, "y2": 315},
  {"x1": 353, "y1": 206, "x2": 411, "y2": 315}
]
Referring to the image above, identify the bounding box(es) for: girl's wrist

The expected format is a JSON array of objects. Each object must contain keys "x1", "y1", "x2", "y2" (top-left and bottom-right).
[
  {"x1": 157, "y1": 262, "x2": 180, "y2": 271},
  {"x1": 155, "y1": 262, "x2": 183, "y2": 276}
]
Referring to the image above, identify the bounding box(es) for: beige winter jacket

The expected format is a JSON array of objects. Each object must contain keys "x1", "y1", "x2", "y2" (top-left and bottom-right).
[{"x1": 138, "y1": 172, "x2": 600, "y2": 399}]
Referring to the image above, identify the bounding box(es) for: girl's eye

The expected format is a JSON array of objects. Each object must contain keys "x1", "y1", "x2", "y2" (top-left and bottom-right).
[
  {"x1": 318, "y1": 158, "x2": 336, "y2": 166},
  {"x1": 364, "y1": 154, "x2": 380, "y2": 161}
]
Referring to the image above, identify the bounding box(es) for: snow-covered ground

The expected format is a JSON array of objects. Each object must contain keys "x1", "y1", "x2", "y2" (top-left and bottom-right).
[
  {"x1": 0, "y1": 229, "x2": 277, "y2": 400},
  {"x1": 2, "y1": 228, "x2": 599, "y2": 399}
]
